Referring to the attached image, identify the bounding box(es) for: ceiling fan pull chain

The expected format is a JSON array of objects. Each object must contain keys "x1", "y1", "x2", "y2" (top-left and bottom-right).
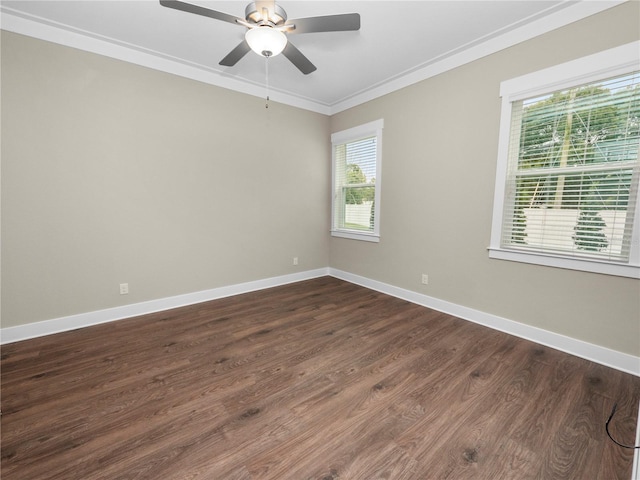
[{"x1": 265, "y1": 54, "x2": 270, "y2": 109}]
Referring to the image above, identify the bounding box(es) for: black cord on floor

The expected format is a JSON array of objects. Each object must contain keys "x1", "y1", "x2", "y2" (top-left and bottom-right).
[{"x1": 605, "y1": 403, "x2": 640, "y2": 449}]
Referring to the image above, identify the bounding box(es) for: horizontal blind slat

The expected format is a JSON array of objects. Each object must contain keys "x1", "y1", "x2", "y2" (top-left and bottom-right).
[{"x1": 501, "y1": 70, "x2": 640, "y2": 262}]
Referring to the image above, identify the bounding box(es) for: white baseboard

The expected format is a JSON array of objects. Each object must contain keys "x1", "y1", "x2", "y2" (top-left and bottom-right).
[
  {"x1": 0, "y1": 268, "x2": 329, "y2": 345},
  {"x1": 2, "y1": 267, "x2": 638, "y2": 378},
  {"x1": 3, "y1": 267, "x2": 638, "y2": 479},
  {"x1": 633, "y1": 400, "x2": 640, "y2": 480},
  {"x1": 328, "y1": 268, "x2": 640, "y2": 377}
]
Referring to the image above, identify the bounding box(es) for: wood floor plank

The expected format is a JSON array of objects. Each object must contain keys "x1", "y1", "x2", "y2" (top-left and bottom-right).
[{"x1": 2, "y1": 277, "x2": 639, "y2": 479}]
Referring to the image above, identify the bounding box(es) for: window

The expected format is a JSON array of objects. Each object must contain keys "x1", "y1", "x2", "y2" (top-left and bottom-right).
[
  {"x1": 489, "y1": 42, "x2": 640, "y2": 278},
  {"x1": 331, "y1": 119, "x2": 383, "y2": 242}
]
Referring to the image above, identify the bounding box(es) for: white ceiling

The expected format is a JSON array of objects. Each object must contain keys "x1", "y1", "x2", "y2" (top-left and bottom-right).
[{"x1": 0, "y1": 0, "x2": 623, "y2": 114}]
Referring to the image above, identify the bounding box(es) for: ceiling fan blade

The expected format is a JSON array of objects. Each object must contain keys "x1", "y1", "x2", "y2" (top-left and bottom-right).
[
  {"x1": 159, "y1": 0, "x2": 244, "y2": 26},
  {"x1": 219, "y1": 40, "x2": 252, "y2": 67},
  {"x1": 287, "y1": 13, "x2": 360, "y2": 34},
  {"x1": 282, "y1": 42, "x2": 316, "y2": 75}
]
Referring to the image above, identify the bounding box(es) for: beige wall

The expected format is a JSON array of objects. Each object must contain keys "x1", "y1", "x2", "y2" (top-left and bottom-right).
[
  {"x1": 329, "y1": 1, "x2": 640, "y2": 356},
  {"x1": 1, "y1": 31, "x2": 330, "y2": 327},
  {"x1": 2, "y1": 2, "x2": 639, "y2": 358}
]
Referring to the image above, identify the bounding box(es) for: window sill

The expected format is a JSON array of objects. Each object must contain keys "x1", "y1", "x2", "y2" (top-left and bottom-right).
[
  {"x1": 488, "y1": 247, "x2": 639, "y2": 279},
  {"x1": 331, "y1": 230, "x2": 380, "y2": 243}
]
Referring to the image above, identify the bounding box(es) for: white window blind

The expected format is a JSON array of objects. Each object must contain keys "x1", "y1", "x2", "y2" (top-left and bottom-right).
[
  {"x1": 331, "y1": 120, "x2": 383, "y2": 242},
  {"x1": 502, "y1": 72, "x2": 640, "y2": 262},
  {"x1": 490, "y1": 42, "x2": 640, "y2": 278}
]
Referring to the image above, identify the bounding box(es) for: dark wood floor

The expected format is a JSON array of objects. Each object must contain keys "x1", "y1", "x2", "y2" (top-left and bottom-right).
[{"x1": 2, "y1": 277, "x2": 639, "y2": 479}]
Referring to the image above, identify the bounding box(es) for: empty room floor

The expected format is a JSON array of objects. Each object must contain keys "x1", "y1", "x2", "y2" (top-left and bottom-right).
[{"x1": 2, "y1": 277, "x2": 639, "y2": 479}]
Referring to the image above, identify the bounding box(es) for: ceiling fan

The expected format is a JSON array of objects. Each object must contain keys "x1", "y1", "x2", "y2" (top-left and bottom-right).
[{"x1": 159, "y1": 0, "x2": 360, "y2": 75}]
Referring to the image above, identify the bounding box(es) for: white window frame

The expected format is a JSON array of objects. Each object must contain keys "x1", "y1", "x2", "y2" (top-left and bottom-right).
[
  {"x1": 489, "y1": 42, "x2": 640, "y2": 279},
  {"x1": 331, "y1": 119, "x2": 384, "y2": 242}
]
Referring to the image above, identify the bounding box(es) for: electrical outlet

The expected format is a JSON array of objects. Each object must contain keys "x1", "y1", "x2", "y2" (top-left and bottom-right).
[
  {"x1": 119, "y1": 283, "x2": 129, "y2": 295},
  {"x1": 421, "y1": 274, "x2": 429, "y2": 285},
  {"x1": 293, "y1": 257, "x2": 299, "y2": 266}
]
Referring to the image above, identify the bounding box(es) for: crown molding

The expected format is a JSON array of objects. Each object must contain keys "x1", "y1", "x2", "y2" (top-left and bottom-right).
[
  {"x1": 329, "y1": 0, "x2": 627, "y2": 114},
  {"x1": 0, "y1": 1, "x2": 627, "y2": 115},
  {"x1": 0, "y1": 8, "x2": 332, "y2": 115}
]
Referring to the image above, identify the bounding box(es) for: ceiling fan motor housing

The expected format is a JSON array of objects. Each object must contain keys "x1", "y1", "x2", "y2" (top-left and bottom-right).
[{"x1": 245, "y1": 2, "x2": 287, "y2": 26}]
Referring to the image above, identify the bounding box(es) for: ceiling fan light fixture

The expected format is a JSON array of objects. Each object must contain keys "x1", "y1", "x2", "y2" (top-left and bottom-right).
[{"x1": 245, "y1": 26, "x2": 287, "y2": 57}]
